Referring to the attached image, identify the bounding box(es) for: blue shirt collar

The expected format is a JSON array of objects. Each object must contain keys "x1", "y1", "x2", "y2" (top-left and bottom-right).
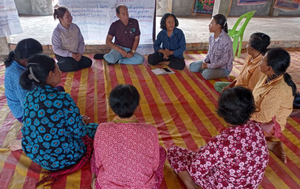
[
  {"x1": 163, "y1": 28, "x2": 179, "y2": 37},
  {"x1": 12, "y1": 60, "x2": 26, "y2": 69},
  {"x1": 38, "y1": 84, "x2": 60, "y2": 92}
]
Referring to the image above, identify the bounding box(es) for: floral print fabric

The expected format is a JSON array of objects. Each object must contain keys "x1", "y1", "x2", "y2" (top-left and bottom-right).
[
  {"x1": 167, "y1": 121, "x2": 269, "y2": 189},
  {"x1": 21, "y1": 85, "x2": 98, "y2": 171}
]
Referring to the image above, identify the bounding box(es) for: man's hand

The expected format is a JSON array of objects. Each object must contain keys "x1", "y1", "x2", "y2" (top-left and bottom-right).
[
  {"x1": 119, "y1": 49, "x2": 128, "y2": 58},
  {"x1": 126, "y1": 51, "x2": 134, "y2": 58}
]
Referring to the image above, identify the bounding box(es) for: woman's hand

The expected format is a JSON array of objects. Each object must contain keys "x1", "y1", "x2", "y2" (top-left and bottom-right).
[
  {"x1": 221, "y1": 81, "x2": 236, "y2": 93},
  {"x1": 165, "y1": 49, "x2": 173, "y2": 57},
  {"x1": 261, "y1": 121, "x2": 275, "y2": 136},
  {"x1": 221, "y1": 85, "x2": 231, "y2": 92},
  {"x1": 72, "y1": 53, "x2": 82, "y2": 62},
  {"x1": 82, "y1": 115, "x2": 90, "y2": 125},
  {"x1": 201, "y1": 62, "x2": 208, "y2": 70},
  {"x1": 158, "y1": 49, "x2": 169, "y2": 59},
  {"x1": 76, "y1": 54, "x2": 82, "y2": 61}
]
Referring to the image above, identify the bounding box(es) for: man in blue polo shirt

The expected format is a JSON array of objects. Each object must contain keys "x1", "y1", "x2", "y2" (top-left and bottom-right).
[{"x1": 95, "y1": 4, "x2": 144, "y2": 65}]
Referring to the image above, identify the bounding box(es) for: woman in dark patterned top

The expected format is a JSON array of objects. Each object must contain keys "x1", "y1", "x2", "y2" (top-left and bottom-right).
[
  {"x1": 167, "y1": 87, "x2": 269, "y2": 189},
  {"x1": 11, "y1": 54, "x2": 97, "y2": 171}
]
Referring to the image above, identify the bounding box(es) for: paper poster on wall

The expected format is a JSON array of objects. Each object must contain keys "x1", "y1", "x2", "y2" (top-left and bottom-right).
[
  {"x1": 58, "y1": 0, "x2": 155, "y2": 54},
  {"x1": 191, "y1": 0, "x2": 214, "y2": 15},
  {"x1": 274, "y1": 0, "x2": 300, "y2": 10},
  {"x1": 237, "y1": 0, "x2": 267, "y2": 5},
  {"x1": 0, "y1": 0, "x2": 23, "y2": 38}
]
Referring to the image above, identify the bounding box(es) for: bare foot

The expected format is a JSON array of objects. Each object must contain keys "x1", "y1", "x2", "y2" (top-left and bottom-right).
[
  {"x1": 9, "y1": 140, "x2": 22, "y2": 151},
  {"x1": 267, "y1": 141, "x2": 287, "y2": 163},
  {"x1": 91, "y1": 178, "x2": 96, "y2": 189},
  {"x1": 178, "y1": 171, "x2": 199, "y2": 189}
]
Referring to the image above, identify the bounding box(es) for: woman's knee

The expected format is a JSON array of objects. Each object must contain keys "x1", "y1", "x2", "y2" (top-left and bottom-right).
[
  {"x1": 148, "y1": 53, "x2": 162, "y2": 65},
  {"x1": 169, "y1": 60, "x2": 185, "y2": 70},
  {"x1": 189, "y1": 61, "x2": 203, "y2": 72},
  {"x1": 81, "y1": 56, "x2": 92, "y2": 66},
  {"x1": 57, "y1": 61, "x2": 79, "y2": 72},
  {"x1": 201, "y1": 71, "x2": 214, "y2": 80},
  {"x1": 148, "y1": 54, "x2": 156, "y2": 65}
]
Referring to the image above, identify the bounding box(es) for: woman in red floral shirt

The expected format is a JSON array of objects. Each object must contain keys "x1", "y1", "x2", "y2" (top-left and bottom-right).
[{"x1": 167, "y1": 87, "x2": 269, "y2": 189}]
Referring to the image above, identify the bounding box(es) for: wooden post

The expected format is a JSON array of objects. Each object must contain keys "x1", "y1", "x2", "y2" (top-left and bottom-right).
[
  {"x1": 167, "y1": 0, "x2": 173, "y2": 13},
  {"x1": 269, "y1": 0, "x2": 277, "y2": 17},
  {"x1": 212, "y1": 0, "x2": 232, "y2": 17}
]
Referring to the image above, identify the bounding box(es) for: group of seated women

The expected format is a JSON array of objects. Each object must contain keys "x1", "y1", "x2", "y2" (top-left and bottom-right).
[{"x1": 3, "y1": 4, "x2": 297, "y2": 189}]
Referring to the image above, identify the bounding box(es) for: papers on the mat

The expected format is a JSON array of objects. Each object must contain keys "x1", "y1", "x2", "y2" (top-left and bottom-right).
[{"x1": 151, "y1": 68, "x2": 175, "y2": 75}]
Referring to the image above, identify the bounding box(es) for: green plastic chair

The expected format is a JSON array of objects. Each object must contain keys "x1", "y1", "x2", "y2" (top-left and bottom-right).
[{"x1": 228, "y1": 10, "x2": 256, "y2": 58}]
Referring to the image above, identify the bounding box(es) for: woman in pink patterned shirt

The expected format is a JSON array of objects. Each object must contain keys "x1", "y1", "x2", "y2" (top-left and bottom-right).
[
  {"x1": 167, "y1": 87, "x2": 269, "y2": 189},
  {"x1": 91, "y1": 84, "x2": 166, "y2": 189}
]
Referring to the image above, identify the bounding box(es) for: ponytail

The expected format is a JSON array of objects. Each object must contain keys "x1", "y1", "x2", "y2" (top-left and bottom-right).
[
  {"x1": 53, "y1": 7, "x2": 68, "y2": 20},
  {"x1": 223, "y1": 21, "x2": 228, "y2": 33},
  {"x1": 4, "y1": 51, "x2": 15, "y2": 67},
  {"x1": 267, "y1": 48, "x2": 296, "y2": 97},
  {"x1": 213, "y1": 14, "x2": 228, "y2": 33},
  {"x1": 19, "y1": 54, "x2": 56, "y2": 90},
  {"x1": 283, "y1": 73, "x2": 297, "y2": 97},
  {"x1": 53, "y1": 8, "x2": 58, "y2": 20}
]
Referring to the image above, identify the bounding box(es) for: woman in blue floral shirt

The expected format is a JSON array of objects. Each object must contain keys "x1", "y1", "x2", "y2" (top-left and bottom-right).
[{"x1": 11, "y1": 54, "x2": 97, "y2": 172}]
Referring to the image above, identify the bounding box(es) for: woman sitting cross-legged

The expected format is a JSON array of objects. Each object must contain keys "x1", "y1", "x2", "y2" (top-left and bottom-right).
[
  {"x1": 10, "y1": 54, "x2": 98, "y2": 186},
  {"x1": 189, "y1": 14, "x2": 233, "y2": 80},
  {"x1": 167, "y1": 87, "x2": 269, "y2": 189},
  {"x1": 52, "y1": 6, "x2": 92, "y2": 72},
  {"x1": 148, "y1": 13, "x2": 186, "y2": 70}
]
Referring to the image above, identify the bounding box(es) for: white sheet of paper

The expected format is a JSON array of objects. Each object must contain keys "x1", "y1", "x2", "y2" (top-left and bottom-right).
[
  {"x1": 0, "y1": 0, "x2": 23, "y2": 37},
  {"x1": 151, "y1": 68, "x2": 167, "y2": 75},
  {"x1": 151, "y1": 68, "x2": 175, "y2": 75}
]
